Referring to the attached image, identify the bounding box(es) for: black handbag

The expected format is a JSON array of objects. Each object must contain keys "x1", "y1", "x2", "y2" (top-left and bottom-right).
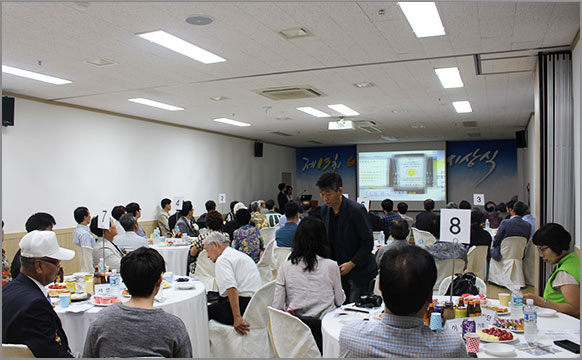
[{"x1": 445, "y1": 272, "x2": 480, "y2": 296}]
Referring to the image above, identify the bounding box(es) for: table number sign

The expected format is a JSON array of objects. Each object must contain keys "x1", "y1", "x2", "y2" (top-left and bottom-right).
[
  {"x1": 94, "y1": 284, "x2": 111, "y2": 296},
  {"x1": 97, "y1": 208, "x2": 111, "y2": 230},
  {"x1": 356, "y1": 197, "x2": 370, "y2": 212},
  {"x1": 473, "y1": 194, "x2": 485, "y2": 206},
  {"x1": 439, "y1": 209, "x2": 471, "y2": 244},
  {"x1": 174, "y1": 196, "x2": 184, "y2": 211},
  {"x1": 218, "y1": 193, "x2": 226, "y2": 204}
]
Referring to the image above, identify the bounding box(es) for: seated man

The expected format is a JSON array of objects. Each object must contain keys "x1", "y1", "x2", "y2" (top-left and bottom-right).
[
  {"x1": 340, "y1": 245, "x2": 468, "y2": 358},
  {"x1": 72, "y1": 206, "x2": 96, "y2": 272},
  {"x1": 3, "y1": 230, "x2": 76, "y2": 357},
  {"x1": 175, "y1": 201, "x2": 200, "y2": 237},
  {"x1": 11, "y1": 212, "x2": 56, "y2": 280},
  {"x1": 125, "y1": 202, "x2": 147, "y2": 238},
  {"x1": 490, "y1": 201, "x2": 531, "y2": 261},
  {"x1": 265, "y1": 199, "x2": 281, "y2": 227},
  {"x1": 197, "y1": 200, "x2": 216, "y2": 229},
  {"x1": 415, "y1": 199, "x2": 439, "y2": 232},
  {"x1": 111, "y1": 205, "x2": 127, "y2": 236},
  {"x1": 379, "y1": 199, "x2": 401, "y2": 238},
  {"x1": 275, "y1": 201, "x2": 299, "y2": 248},
  {"x1": 205, "y1": 232, "x2": 262, "y2": 335},
  {"x1": 83, "y1": 247, "x2": 192, "y2": 358},
  {"x1": 114, "y1": 214, "x2": 149, "y2": 252},
  {"x1": 157, "y1": 198, "x2": 172, "y2": 237},
  {"x1": 469, "y1": 208, "x2": 492, "y2": 253},
  {"x1": 375, "y1": 218, "x2": 410, "y2": 266}
]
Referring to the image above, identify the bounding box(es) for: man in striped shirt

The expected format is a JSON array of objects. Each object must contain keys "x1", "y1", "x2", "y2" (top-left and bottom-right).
[
  {"x1": 339, "y1": 245, "x2": 468, "y2": 358},
  {"x1": 265, "y1": 199, "x2": 281, "y2": 227}
]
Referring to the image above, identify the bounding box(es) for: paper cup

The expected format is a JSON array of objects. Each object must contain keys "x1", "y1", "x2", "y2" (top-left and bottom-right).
[
  {"x1": 498, "y1": 293, "x2": 510, "y2": 307},
  {"x1": 465, "y1": 333, "x2": 480, "y2": 353},
  {"x1": 429, "y1": 312, "x2": 443, "y2": 330},
  {"x1": 59, "y1": 294, "x2": 70, "y2": 308}
]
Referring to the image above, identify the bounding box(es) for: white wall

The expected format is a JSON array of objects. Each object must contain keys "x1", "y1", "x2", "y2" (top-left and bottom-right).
[
  {"x1": 1, "y1": 98, "x2": 295, "y2": 233},
  {"x1": 573, "y1": 28, "x2": 581, "y2": 249}
]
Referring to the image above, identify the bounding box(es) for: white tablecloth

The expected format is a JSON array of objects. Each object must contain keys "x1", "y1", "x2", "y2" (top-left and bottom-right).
[
  {"x1": 150, "y1": 244, "x2": 191, "y2": 275},
  {"x1": 55, "y1": 279, "x2": 209, "y2": 358},
  {"x1": 322, "y1": 297, "x2": 580, "y2": 358}
]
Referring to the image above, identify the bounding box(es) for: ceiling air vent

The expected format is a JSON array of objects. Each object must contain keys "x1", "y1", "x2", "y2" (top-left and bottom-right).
[
  {"x1": 463, "y1": 121, "x2": 478, "y2": 128},
  {"x1": 467, "y1": 132, "x2": 482, "y2": 138},
  {"x1": 255, "y1": 86, "x2": 326, "y2": 101},
  {"x1": 307, "y1": 140, "x2": 323, "y2": 145},
  {"x1": 354, "y1": 120, "x2": 381, "y2": 134},
  {"x1": 270, "y1": 131, "x2": 292, "y2": 137}
]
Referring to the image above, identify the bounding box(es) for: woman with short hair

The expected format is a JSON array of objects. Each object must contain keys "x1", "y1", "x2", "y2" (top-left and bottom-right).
[{"x1": 524, "y1": 223, "x2": 580, "y2": 318}]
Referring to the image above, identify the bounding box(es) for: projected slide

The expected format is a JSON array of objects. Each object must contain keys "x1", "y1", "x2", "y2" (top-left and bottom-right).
[{"x1": 358, "y1": 150, "x2": 446, "y2": 201}]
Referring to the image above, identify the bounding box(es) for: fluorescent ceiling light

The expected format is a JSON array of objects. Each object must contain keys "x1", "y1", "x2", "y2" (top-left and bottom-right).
[
  {"x1": 137, "y1": 30, "x2": 226, "y2": 64},
  {"x1": 453, "y1": 101, "x2": 472, "y2": 113},
  {"x1": 328, "y1": 104, "x2": 360, "y2": 116},
  {"x1": 328, "y1": 120, "x2": 355, "y2": 131},
  {"x1": 435, "y1": 67, "x2": 464, "y2": 88},
  {"x1": 2, "y1": 65, "x2": 71, "y2": 85},
  {"x1": 128, "y1": 98, "x2": 184, "y2": 111},
  {"x1": 213, "y1": 118, "x2": 251, "y2": 127},
  {"x1": 296, "y1": 107, "x2": 330, "y2": 118},
  {"x1": 398, "y1": 2, "x2": 445, "y2": 38}
]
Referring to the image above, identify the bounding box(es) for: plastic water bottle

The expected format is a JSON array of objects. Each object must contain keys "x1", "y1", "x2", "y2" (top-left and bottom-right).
[
  {"x1": 379, "y1": 232, "x2": 385, "y2": 245},
  {"x1": 510, "y1": 286, "x2": 524, "y2": 318},
  {"x1": 98, "y1": 258, "x2": 106, "y2": 274},
  {"x1": 109, "y1": 269, "x2": 121, "y2": 297},
  {"x1": 485, "y1": 219, "x2": 490, "y2": 229},
  {"x1": 524, "y1": 298, "x2": 538, "y2": 342}
]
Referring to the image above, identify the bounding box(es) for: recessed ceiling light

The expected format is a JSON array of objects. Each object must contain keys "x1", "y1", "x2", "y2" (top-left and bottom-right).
[
  {"x1": 398, "y1": 2, "x2": 445, "y2": 38},
  {"x1": 185, "y1": 15, "x2": 214, "y2": 26},
  {"x1": 137, "y1": 30, "x2": 226, "y2": 64},
  {"x1": 2, "y1": 65, "x2": 71, "y2": 85},
  {"x1": 328, "y1": 104, "x2": 360, "y2": 116},
  {"x1": 452, "y1": 101, "x2": 472, "y2": 113},
  {"x1": 391, "y1": 109, "x2": 408, "y2": 114},
  {"x1": 296, "y1": 107, "x2": 330, "y2": 118},
  {"x1": 435, "y1": 67, "x2": 464, "y2": 88},
  {"x1": 213, "y1": 118, "x2": 251, "y2": 127},
  {"x1": 353, "y1": 82, "x2": 376, "y2": 88},
  {"x1": 381, "y1": 135, "x2": 398, "y2": 141},
  {"x1": 84, "y1": 58, "x2": 117, "y2": 67},
  {"x1": 279, "y1": 27, "x2": 313, "y2": 39},
  {"x1": 209, "y1": 96, "x2": 230, "y2": 101},
  {"x1": 128, "y1": 98, "x2": 184, "y2": 111},
  {"x1": 411, "y1": 124, "x2": 426, "y2": 129}
]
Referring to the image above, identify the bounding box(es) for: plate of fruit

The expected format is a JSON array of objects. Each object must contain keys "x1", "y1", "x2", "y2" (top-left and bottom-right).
[{"x1": 476, "y1": 328, "x2": 515, "y2": 342}]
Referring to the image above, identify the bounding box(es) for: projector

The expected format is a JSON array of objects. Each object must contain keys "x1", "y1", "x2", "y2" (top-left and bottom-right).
[{"x1": 328, "y1": 120, "x2": 355, "y2": 130}]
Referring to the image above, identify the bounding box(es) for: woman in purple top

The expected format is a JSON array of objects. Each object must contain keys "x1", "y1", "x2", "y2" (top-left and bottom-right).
[{"x1": 232, "y1": 209, "x2": 264, "y2": 263}]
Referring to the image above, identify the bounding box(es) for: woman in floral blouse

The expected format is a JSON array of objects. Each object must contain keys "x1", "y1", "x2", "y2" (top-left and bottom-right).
[{"x1": 232, "y1": 209, "x2": 264, "y2": 263}]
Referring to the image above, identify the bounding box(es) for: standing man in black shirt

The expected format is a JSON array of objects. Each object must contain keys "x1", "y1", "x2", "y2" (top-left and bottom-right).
[
  {"x1": 317, "y1": 172, "x2": 377, "y2": 303},
  {"x1": 277, "y1": 183, "x2": 288, "y2": 214}
]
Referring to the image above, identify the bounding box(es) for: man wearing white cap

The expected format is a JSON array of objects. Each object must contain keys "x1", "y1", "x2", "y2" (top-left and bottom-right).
[{"x1": 2, "y1": 230, "x2": 75, "y2": 358}]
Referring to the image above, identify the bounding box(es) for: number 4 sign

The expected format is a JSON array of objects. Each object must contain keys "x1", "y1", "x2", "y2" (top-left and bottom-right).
[
  {"x1": 174, "y1": 196, "x2": 184, "y2": 211},
  {"x1": 439, "y1": 209, "x2": 471, "y2": 244}
]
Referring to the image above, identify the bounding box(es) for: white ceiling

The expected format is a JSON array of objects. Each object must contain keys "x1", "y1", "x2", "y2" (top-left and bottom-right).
[{"x1": 2, "y1": 1, "x2": 579, "y2": 147}]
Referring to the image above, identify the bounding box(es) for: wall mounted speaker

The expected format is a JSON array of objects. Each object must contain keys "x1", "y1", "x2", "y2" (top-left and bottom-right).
[
  {"x1": 2, "y1": 96, "x2": 15, "y2": 127},
  {"x1": 254, "y1": 142, "x2": 263, "y2": 157},
  {"x1": 516, "y1": 130, "x2": 527, "y2": 148}
]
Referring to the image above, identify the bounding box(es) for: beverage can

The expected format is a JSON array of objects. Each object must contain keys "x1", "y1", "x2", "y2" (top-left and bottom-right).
[{"x1": 462, "y1": 319, "x2": 476, "y2": 336}]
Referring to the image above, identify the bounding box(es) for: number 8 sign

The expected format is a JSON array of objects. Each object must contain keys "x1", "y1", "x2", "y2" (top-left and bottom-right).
[{"x1": 439, "y1": 209, "x2": 471, "y2": 244}]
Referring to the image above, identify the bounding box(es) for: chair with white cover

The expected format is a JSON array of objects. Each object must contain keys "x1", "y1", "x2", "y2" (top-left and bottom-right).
[
  {"x1": 272, "y1": 246, "x2": 292, "y2": 270},
  {"x1": 257, "y1": 239, "x2": 276, "y2": 284},
  {"x1": 76, "y1": 245, "x2": 94, "y2": 273},
  {"x1": 411, "y1": 227, "x2": 436, "y2": 246},
  {"x1": 209, "y1": 280, "x2": 276, "y2": 358},
  {"x1": 193, "y1": 249, "x2": 218, "y2": 292},
  {"x1": 372, "y1": 274, "x2": 381, "y2": 296},
  {"x1": 488, "y1": 236, "x2": 528, "y2": 289},
  {"x1": 465, "y1": 245, "x2": 488, "y2": 280},
  {"x1": 2, "y1": 344, "x2": 35, "y2": 358},
  {"x1": 438, "y1": 275, "x2": 487, "y2": 296},
  {"x1": 523, "y1": 239, "x2": 538, "y2": 286},
  {"x1": 267, "y1": 307, "x2": 321, "y2": 358},
  {"x1": 434, "y1": 258, "x2": 465, "y2": 291},
  {"x1": 260, "y1": 227, "x2": 278, "y2": 245}
]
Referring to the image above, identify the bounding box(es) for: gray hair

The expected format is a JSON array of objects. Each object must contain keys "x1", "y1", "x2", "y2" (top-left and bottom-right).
[
  {"x1": 203, "y1": 231, "x2": 229, "y2": 246},
  {"x1": 119, "y1": 213, "x2": 137, "y2": 232},
  {"x1": 250, "y1": 201, "x2": 260, "y2": 213}
]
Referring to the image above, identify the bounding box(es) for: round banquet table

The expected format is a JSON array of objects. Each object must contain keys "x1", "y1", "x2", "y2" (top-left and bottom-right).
[
  {"x1": 55, "y1": 279, "x2": 209, "y2": 358},
  {"x1": 322, "y1": 296, "x2": 580, "y2": 358},
  {"x1": 150, "y1": 244, "x2": 191, "y2": 275}
]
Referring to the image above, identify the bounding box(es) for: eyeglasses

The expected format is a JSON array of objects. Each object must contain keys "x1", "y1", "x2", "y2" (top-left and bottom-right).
[
  {"x1": 39, "y1": 257, "x2": 61, "y2": 267},
  {"x1": 536, "y1": 246, "x2": 549, "y2": 254}
]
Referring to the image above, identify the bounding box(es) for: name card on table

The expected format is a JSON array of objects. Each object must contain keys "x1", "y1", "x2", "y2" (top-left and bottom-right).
[
  {"x1": 444, "y1": 316, "x2": 488, "y2": 336},
  {"x1": 94, "y1": 284, "x2": 111, "y2": 296},
  {"x1": 481, "y1": 308, "x2": 497, "y2": 324},
  {"x1": 439, "y1": 209, "x2": 471, "y2": 244}
]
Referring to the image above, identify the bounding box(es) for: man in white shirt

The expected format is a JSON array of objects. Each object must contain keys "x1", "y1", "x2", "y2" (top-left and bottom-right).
[
  {"x1": 204, "y1": 232, "x2": 261, "y2": 335},
  {"x1": 72, "y1": 207, "x2": 96, "y2": 272},
  {"x1": 114, "y1": 214, "x2": 148, "y2": 252}
]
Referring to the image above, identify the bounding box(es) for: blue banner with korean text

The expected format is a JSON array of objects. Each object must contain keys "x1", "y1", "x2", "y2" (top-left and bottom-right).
[
  {"x1": 446, "y1": 140, "x2": 518, "y2": 207},
  {"x1": 296, "y1": 146, "x2": 357, "y2": 201}
]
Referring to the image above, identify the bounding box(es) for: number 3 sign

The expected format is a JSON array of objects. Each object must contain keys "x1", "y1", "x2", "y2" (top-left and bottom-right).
[{"x1": 439, "y1": 209, "x2": 471, "y2": 244}]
